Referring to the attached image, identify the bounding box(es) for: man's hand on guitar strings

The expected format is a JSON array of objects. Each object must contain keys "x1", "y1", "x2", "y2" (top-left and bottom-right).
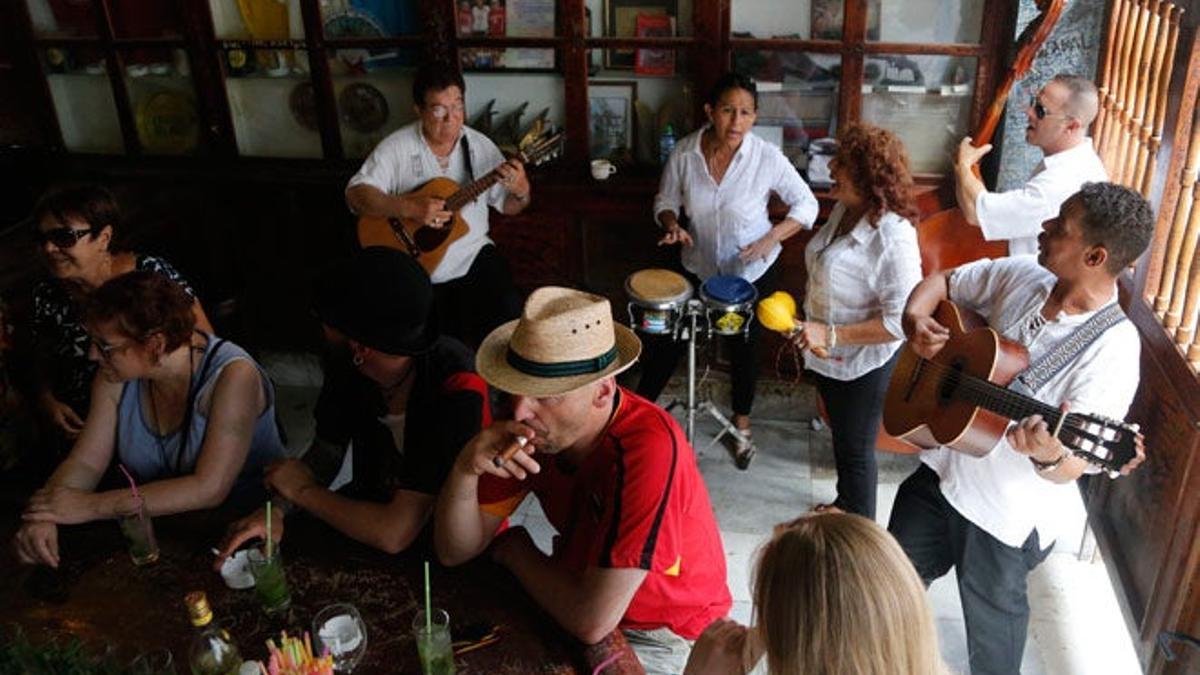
[
  {"x1": 905, "y1": 314, "x2": 950, "y2": 359},
  {"x1": 497, "y1": 158, "x2": 530, "y2": 198},
  {"x1": 406, "y1": 195, "x2": 452, "y2": 228}
]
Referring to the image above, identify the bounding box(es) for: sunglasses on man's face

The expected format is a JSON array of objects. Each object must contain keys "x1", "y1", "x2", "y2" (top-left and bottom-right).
[
  {"x1": 1029, "y1": 96, "x2": 1070, "y2": 121},
  {"x1": 35, "y1": 226, "x2": 96, "y2": 249}
]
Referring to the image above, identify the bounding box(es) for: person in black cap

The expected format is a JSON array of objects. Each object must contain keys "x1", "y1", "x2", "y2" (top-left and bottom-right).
[{"x1": 215, "y1": 247, "x2": 491, "y2": 559}]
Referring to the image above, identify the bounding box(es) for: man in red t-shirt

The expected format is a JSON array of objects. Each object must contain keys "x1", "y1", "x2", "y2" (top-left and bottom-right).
[{"x1": 435, "y1": 287, "x2": 731, "y2": 674}]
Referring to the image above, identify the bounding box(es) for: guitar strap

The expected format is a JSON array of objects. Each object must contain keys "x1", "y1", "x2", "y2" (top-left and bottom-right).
[
  {"x1": 461, "y1": 133, "x2": 474, "y2": 181},
  {"x1": 1009, "y1": 302, "x2": 1127, "y2": 396}
]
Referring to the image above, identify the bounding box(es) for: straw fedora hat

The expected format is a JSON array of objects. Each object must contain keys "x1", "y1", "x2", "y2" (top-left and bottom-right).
[{"x1": 477, "y1": 287, "x2": 641, "y2": 397}]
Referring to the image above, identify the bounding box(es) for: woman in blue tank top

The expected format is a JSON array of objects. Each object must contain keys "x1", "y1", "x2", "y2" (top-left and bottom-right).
[{"x1": 14, "y1": 271, "x2": 285, "y2": 568}]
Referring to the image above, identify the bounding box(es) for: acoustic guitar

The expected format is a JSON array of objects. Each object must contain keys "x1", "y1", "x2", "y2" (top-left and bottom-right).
[
  {"x1": 883, "y1": 301, "x2": 1142, "y2": 476},
  {"x1": 357, "y1": 130, "x2": 563, "y2": 275}
]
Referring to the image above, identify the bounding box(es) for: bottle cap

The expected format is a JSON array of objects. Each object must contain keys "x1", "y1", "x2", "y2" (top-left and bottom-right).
[{"x1": 185, "y1": 591, "x2": 213, "y2": 627}]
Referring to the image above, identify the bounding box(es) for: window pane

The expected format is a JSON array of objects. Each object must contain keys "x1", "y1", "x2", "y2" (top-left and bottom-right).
[
  {"x1": 331, "y1": 51, "x2": 420, "y2": 158},
  {"x1": 124, "y1": 48, "x2": 200, "y2": 155},
  {"x1": 209, "y1": 0, "x2": 304, "y2": 40},
  {"x1": 41, "y1": 50, "x2": 123, "y2": 153},
  {"x1": 224, "y1": 48, "x2": 321, "y2": 157},
  {"x1": 325, "y1": 0, "x2": 420, "y2": 38},
  {"x1": 587, "y1": 0, "x2": 693, "y2": 39},
  {"x1": 26, "y1": 0, "x2": 97, "y2": 38},
  {"x1": 457, "y1": 0, "x2": 555, "y2": 38},
  {"x1": 735, "y1": 50, "x2": 839, "y2": 181},
  {"x1": 463, "y1": 71, "x2": 565, "y2": 155},
  {"x1": 731, "y1": 0, "x2": 847, "y2": 40},
  {"x1": 868, "y1": 0, "x2": 982, "y2": 44},
  {"x1": 588, "y1": 49, "x2": 694, "y2": 164},
  {"x1": 861, "y1": 55, "x2": 977, "y2": 174},
  {"x1": 110, "y1": 0, "x2": 181, "y2": 38}
]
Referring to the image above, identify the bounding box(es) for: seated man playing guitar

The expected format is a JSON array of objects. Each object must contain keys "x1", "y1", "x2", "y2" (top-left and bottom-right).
[
  {"x1": 346, "y1": 62, "x2": 531, "y2": 347},
  {"x1": 888, "y1": 182, "x2": 1151, "y2": 675}
]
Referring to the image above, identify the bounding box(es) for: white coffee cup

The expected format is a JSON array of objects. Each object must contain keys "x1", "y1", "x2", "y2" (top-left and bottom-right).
[{"x1": 591, "y1": 159, "x2": 617, "y2": 180}]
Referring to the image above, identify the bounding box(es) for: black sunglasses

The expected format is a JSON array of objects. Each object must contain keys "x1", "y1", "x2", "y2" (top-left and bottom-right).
[
  {"x1": 34, "y1": 226, "x2": 96, "y2": 249},
  {"x1": 1029, "y1": 96, "x2": 1070, "y2": 121}
]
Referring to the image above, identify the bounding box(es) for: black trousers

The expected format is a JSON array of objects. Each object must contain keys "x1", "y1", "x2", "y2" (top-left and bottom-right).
[
  {"x1": 888, "y1": 464, "x2": 1052, "y2": 675},
  {"x1": 432, "y1": 244, "x2": 521, "y2": 349},
  {"x1": 635, "y1": 263, "x2": 780, "y2": 417},
  {"x1": 807, "y1": 350, "x2": 897, "y2": 519}
]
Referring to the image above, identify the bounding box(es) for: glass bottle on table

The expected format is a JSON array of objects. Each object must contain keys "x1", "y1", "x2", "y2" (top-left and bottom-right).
[{"x1": 184, "y1": 591, "x2": 242, "y2": 675}]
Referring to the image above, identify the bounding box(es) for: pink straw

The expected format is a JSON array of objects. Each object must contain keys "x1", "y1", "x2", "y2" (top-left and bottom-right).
[
  {"x1": 591, "y1": 653, "x2": 621, "y2": 675},
  {"x1": 117, "y1": 463, "x2": 145, "y2": 520}
]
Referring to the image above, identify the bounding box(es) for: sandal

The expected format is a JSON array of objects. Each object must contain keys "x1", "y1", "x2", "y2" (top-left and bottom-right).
[{"x1": 733, "y1": 429, "x2": 755, "y2": 471}]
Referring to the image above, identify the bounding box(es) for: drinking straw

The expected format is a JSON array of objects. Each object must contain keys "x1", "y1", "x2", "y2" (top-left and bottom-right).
[
  {"x1": 424, "y1": 560, "x2": 432, "y2": 633},
  {"x1": 117, "y1": 463, "x2": 144, "y2": 519},
  {"x1": 266, "y1": 500, "x2": 273, "y2": 559}
]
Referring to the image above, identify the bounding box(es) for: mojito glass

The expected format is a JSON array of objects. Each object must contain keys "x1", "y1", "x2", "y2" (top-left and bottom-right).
[
  {"x1": 118, "y1": 502, "x2": 159, "y2": 566},
  {"x1": 248, "y1": 549, "x2": 291, "y2": 615},
  {"x1": 411, "y1": 609, "x2": 455, "y2": 675}
]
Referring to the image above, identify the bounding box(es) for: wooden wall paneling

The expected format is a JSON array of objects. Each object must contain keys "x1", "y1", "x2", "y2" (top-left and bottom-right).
[
  {"x1": 94, "y1": 0, "x2": 138, "y2": 154},
  {"x1": 561, "y1": 0, "x2": 588, "y2": 171},
  {"x1": 179, "y1": 0, "x2": 237, "y2": 156},
  {"x1": 1091, "y1": 288, "x2": 1200, "y2": 670},
  {"x1": 838, "y1": 0, "x2": 867, "y2": 129},
  {"x1": 298, "y1": 0, "x2": 342, "y2": 159}
]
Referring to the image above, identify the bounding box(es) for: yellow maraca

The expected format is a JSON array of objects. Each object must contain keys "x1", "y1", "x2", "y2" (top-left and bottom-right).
[{"x1": 756, "y1": 291, "x2": 829, "y2": 358}]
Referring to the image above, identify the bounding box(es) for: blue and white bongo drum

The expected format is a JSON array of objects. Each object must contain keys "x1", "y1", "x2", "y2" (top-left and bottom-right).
[{"x1": 700, "y1": 275, "x2": 757, "y2": 337}]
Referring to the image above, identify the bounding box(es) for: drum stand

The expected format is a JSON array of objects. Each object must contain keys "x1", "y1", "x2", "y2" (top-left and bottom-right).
[{"x1": 665, "y1": 300, "x2": 754, "y2": 455}]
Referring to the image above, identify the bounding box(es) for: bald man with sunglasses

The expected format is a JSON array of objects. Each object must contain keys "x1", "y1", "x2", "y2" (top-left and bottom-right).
[{"x1": 954, "y1": 73, "x2": 1108, "y2": 256}]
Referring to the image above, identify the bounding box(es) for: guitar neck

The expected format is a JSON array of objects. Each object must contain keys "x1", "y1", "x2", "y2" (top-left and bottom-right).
[
  {"x1": 445, "y1": 166, "x2": 509, "y2": 212},
  {"x1": 927, "y1": 359, "x2": 1064, "y2": 428}
]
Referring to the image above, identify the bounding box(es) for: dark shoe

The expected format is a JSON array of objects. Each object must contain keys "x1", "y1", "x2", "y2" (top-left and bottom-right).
[{"x1": 733, "y1": 430, "x2": 755, "y2": 470}]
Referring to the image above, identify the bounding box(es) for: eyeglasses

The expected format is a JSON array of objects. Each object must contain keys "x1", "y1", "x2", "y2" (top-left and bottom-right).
[
  {"x1": 1029, "y1": 96, "x2": 1071, "y2": 121},
  {"x1": 90, "y1": 337, "x2": 137, "y2": 361},
  {"x1": 35, "y1": 226, "x2": 96, "y2": 249},
  {"x1": 426, "y1": 103, "x2": 465, "y2": 120}
]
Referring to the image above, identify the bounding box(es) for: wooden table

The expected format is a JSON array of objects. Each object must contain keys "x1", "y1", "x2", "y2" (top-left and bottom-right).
[{"x1": 1, "y1": 510, "x2": 636, "y2": 674}]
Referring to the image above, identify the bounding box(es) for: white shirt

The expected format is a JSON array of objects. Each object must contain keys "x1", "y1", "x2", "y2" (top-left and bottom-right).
[
  {"x1": 975, "y1": 139, "x2": 1108, "y2": 255},
  {"x1": 653, "y1": 127, "x2": 818, "y2": 283},
  {"x1": 802, "y1": 204, "x2": 922, "y2": 380},
  {"x1": 920, "y1": 256, "x2": 1140, "y2": 548},
  {"x1": 346, "y1": 121, "x2": 509, "y2": 284}
]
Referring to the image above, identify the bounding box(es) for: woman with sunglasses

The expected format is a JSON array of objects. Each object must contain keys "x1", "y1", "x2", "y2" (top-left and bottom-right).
[
  {"x1": 682, "y1": 513, "x2": 949, "y2": 675},
  {"x1": 29, "y1": 185, "x2": 211, "y2": 450},
  {"x1": 13, "y1": 271, "x2": 285, "y2": 568}
]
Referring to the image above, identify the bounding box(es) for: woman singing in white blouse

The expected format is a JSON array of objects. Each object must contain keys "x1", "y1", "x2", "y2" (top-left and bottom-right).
[
  {"x1": 640, "y1": 72, "x2": 818, "y2": 467},
  {"x1": 791, "y1": 123, "x2": 922, "y2": 519}
]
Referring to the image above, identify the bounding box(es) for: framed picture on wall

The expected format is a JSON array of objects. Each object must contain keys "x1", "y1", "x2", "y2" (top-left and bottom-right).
[
  {"x1": 589, "y1": 80, "x2": 637, "y2": 160},
  {"x1": 460, "y1": 0, "x2": 557, "y2": 72},
  {"x1": 603, "y1": 0, "x2": 675, "y2": 70}
]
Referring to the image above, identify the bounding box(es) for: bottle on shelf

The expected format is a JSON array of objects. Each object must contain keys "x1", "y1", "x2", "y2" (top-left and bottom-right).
[
  {"x1": 658, "y1": 124, "x2": 676, "y2": 166},
  {"x1": 185, "y1": 591, "x2": 243, "y2": 675}
]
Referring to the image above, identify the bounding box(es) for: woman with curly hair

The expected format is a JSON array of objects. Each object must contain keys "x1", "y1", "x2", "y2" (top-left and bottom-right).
[
  {"x1": 790, "y1": 123, "x2": 922, "y2": 519},
  {"x1": 683, "y1": 513, "x2": 949, "y2": 675}
]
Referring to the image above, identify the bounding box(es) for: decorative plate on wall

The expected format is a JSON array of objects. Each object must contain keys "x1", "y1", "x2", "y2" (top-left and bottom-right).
[
  {"x1": 338, "y1": 82, "x2": 389, "y2": 133},
  {"x1": 136, "y1": 90, "x2": 198, "y2": 153},
  {"x1": 288, "y1": 82, "x2": 318, "y2": 132}
]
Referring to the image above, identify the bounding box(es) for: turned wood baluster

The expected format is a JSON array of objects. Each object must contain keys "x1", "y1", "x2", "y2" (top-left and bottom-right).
[
  {"x1": 1137, "y1": 4, "x2": 1181, "y2": 196},
  {"x1": 1093, "y1": 0, "x2": 1128, "y2": 147},
  {"x1": 1159, "y1": 107, "x2": 1200, "y2": 325},
  {"x1": 1114, "y1": 0, "x2": 1161, "y2": 187},
  {"x1": 1106, "y1": 0, "x2": 1152, "y2": 171},
  {"x1": 1100, "y1": 0, "x2": 1138, "y2": 170}
]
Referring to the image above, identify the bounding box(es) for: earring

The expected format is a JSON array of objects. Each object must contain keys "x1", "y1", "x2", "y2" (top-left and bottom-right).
[{"x1": 352, "y1": 354, "x2": 364, "y2": 366}]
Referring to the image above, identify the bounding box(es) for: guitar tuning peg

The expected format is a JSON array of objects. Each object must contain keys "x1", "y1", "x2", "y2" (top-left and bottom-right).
[{"x1": 1129, "y1": 423, "x2": 1140, "y2": 432}]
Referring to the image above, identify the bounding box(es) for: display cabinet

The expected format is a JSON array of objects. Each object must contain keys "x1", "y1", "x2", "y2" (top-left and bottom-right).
[{"x1": 10, "y1": 0, "x2": 1011, "y2": 179}]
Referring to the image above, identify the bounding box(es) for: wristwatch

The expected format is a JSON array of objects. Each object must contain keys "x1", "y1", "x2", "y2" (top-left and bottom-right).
[{"x1": 1029, "y1": 449, "x2": 1070, "y2": 473}]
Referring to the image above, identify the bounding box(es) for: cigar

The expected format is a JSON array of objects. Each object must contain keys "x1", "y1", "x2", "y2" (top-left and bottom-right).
[{"x1": 492, "y1": 435, "x2": 529, "y2": 468}]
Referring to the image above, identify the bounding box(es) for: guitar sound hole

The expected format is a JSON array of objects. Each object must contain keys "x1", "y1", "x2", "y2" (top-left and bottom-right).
[
  {"x1": 937, "y1": 358, "x2": 966, "y2": 403},
  {"x1": 414, "y1": 225, "x2": 451, "y2": 252}
]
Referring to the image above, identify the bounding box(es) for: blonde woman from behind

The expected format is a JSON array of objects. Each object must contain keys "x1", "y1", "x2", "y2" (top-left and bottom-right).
[{"x1": 684, "y1": 513, "x2": 950, "y2": 675}]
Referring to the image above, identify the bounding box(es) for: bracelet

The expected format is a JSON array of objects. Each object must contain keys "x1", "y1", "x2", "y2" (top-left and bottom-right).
[
  {"x1": 1029, "y1": 449, "x2": 1070, "y2": 473},
  {"x1": 827, "y1": 324, "x2": 837, "y2": 349}
]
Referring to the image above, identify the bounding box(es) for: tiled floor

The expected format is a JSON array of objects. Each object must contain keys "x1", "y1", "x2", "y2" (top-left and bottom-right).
[{"x1": 267, "y1": 354, "x2": 1142, "y2": 675}]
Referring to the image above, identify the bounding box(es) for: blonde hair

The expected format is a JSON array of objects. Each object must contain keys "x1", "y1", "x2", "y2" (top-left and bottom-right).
[{"x1": 753, "y1": 513, "x2": 949, "y2": 675}]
